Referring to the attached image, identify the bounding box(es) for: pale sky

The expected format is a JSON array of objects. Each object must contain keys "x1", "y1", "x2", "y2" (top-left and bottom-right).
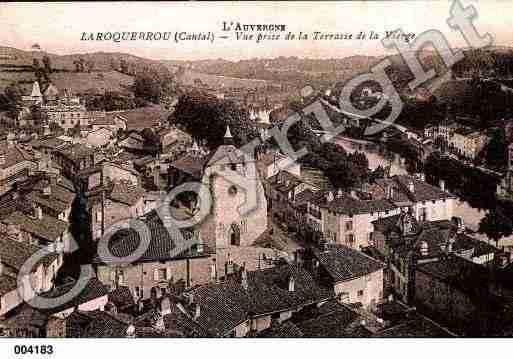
[{"x1": 1, "y1": 1, "x2": 513, "y2": 61}]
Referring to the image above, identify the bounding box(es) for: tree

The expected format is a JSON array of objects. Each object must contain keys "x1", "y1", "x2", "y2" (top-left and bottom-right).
[
  {"x1": 42, "y1": 55, "x2": 52, "y2": 74},
  {"x1": 2, "y1": 83, "x2": 23, "y2": 118},
  {"x1": 86, "y1": 59, "x2": 95, "y2": 73},
  {"x1": 172, "y1": 91, "x2": 258, "y2": 149},
  {"x1": 478, "y1": 207, "x2": 513, "y2": 245}
]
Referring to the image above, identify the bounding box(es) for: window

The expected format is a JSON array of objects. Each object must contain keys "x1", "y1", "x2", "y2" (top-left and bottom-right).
[
  {"x1": 345, "y1": 234, "x2": 355, "y2": 246},
  {"x1": 230, "y1": 163, "x2": 237, "y2": 171},
  {"x1": 228, "y1": 185, "x2": 238, "y2": 197},
  {"x1": 357, "y1": 290, "x2": 364, "y2": 297},
  {"x1": 345, "y1": 221, "x2": 353, "y2": 231},
  {"x1": 156, "y1": 268, "x2": 167, "y2": 281}
]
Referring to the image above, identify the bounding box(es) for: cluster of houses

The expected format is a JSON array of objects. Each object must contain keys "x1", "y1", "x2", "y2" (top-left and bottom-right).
[
  {"x1": 424, "y1": 117, "x2": 490, "y2": 161},
  {"x1": 0, "y1": 80, "x2": 512, "y2": 338}
]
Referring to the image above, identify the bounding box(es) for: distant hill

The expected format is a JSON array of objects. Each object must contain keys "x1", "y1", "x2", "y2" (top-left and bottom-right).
[{"x1": 0, "y1": 46, "x2": 170, "y2": 95}]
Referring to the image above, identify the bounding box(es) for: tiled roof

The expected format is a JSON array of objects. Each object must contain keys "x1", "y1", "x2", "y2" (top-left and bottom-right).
[
  {"x1": 376, "y1": 175, "x2": 455, "y2": 203},
  {"x1": 1, "y1": 303, "x2": 48, "y2": 329},
  {"x1": 0, "y1": 274, "x2": 17, "y2": 296},
  {"x1": 296, "y1": 301, "x2": 368, "y2": 338},
  {"x1": 206, "y1": 144, "x2": 249, "y2": 167},
  {"x1": 2, "y1": 210, "x2": 68, "y2": 242},
  {"x1": 80, "y1": 310, "x2": 131, "y2": 338},
  {"x1": 375, "y1": 313, "x2": 456, "y2": 337},
  {"x1": 93, "y1": 211, "x2": 206, "y2": 264},
  {"x1": 313, "y1": 245, "x2": 384, "y2": 283},
  {"x1": 30, "y1": 137, "x2": 67, "y2": 151},
  {"x1": 108, "y1": 287, "x2": 135, "y2": 309},
  {"x1": 56, "y1": 143, "x2": 95, "y2": 162},
  {"x1": 267, "y1": 171, "x2": 309, "y2": 194},
  {"x1": 109, "y1": 181, "x2": 145, "y2": 206},
  {"x1": 35, "y1": 278, "x2": 109, "y2": 315},
  {"x1": 375, "y1": 216, "x2": 498, "y2": 261},
  {"x1": 26, "y1": 180, "x2": 75, "y2": 214},
  {"x1": 311, "y1": 190, "x2": 397, "y2": 216},
  {"x1": 169, "y1": 154, "x2": 209, "y2": 179},
  {"x1": 0, "y1": 235, "x2": 59, "y2": 272},
  {"x1": 0, "y1": 142, "x2": 35, "y2": 169},
  {"x1": 258, "y1": 321, "x2": 304, "y2": 338},
  {"x1": 257, "y1": 151, "x2": 288, "y2": 167},
  {"x1": 162, "y1": 302, "x2": 210, "y2": 337},
  {"x1": 187, "y1": 264, "x2": 334, "y2": 337}
]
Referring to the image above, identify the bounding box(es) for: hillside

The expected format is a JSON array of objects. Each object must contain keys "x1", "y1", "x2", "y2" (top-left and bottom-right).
[
  {"x1": 0, "y1": 46, "x2": 170, "y2": 95},
  {"x1": 177, "y1": 69, "x2": 274, "y2": 89}
]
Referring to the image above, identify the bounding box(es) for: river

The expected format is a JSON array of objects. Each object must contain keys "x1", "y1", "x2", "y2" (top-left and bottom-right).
[{"x1": 334, "y1": 136, "x2": 490, "y2": 234}]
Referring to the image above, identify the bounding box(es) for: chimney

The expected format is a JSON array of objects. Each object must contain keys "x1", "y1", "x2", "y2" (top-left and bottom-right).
[
  {"x1": 126, "y1": 325, "x2": 136, "y2": 338},
  {"x1": 241, "y1": 265, "x2": 248, "y2": 291},
  {"x1": 387, "y1": 186, "x2": 394, "y2": 200},
  {"x1": 337, "y1": 189, "x2": 343, "y2": 198},
  {"x1": 154, "y1": 166, "x2": 161, "y2": 189},
  {"x1": 350, "y1": 190, "x2": 358, "y2": 200},
  {"x1": 408, "y1": 181, "x2": 415, "y2": 193},
  {"x1": 42, "y1": 182, "x2": 52, "y2": 196},
  {"x1": 194, "y1": 303, "x2": 201, "y2": 320},
  {"x1": 326, "y1": 191, "x2": 334, "y2": 202},
  {"x1": 439, "y1": 179, "x2": 446, "y2": 192},
  {"x1": 32, "y1": 204, "x2": 43, "y2": 220},
  {"x1": 210, "y1": 258, "x2": 217, "y2": 282},
  {"x1": 288, "y1": 275, "x2": 295, "y2": 292}
]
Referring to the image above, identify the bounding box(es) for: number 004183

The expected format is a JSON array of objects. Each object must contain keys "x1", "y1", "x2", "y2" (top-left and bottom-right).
[{"x1": 13, "y1": 345, "x2": 54, "y2": 355}]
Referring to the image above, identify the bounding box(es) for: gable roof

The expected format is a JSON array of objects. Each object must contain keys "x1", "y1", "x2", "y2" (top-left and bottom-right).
[
  {"x1": 0, "y1": 142, "x2": 35, "y2": 169},
  {"x1": 0, "y1": 274, "x2": 17, "y2": 296},
  {"x1": 2, "y1": 211, "x2": 68, "y2": 243},
  {"x1": 376, "y1": 175, "x2": 455, "y2": 204},
  {"x1": 186, "y1": 264, "x2": 333, "y2": 337},
  {"x1": 93, "y1": 210, "x2": 207, "y2": 264},
  {"x1": 35, "y1": 278, "x2": 109, "y2": 315},
  {"x1": 108, "y1": 181, "x2": 145, "y2": 206},
  {"x1": 0, "y1": 235, "x2": 59, "y2": 272},
  {"x1": 206, "y1": 144, "x2": 249, "y2": 167},
  {"x1": 169, "y1": 153, "x2": 209, "y2": 179},
  {"x1": 313, "y1": 245, "x2": 384, "y2": 283}
]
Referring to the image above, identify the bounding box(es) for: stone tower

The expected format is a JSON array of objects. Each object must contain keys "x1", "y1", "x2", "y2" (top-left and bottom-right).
[{"x1": 200, "y1": 126, "x2": 268, "y2": 251}]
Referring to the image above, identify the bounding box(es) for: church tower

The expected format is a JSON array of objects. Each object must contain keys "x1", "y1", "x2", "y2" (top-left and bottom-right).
[{"x1": 200, "y1": 126, "x2": 268, "y2": 250}]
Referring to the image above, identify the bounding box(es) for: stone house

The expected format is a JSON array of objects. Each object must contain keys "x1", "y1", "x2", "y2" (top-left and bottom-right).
[
  {"x1": 266, "y1": 170, "x2": 318, "y2": 231},
  {"x1": 373, "y1": 175, "x2": 456, "y2": 223},
  {"x1": 89, "y1": 180, "x2": 146, "y2": 241},
  {"x1": 414, "y1": 255, "x2": 513, "y2": 336},
  {"x1": 94, "y1": 210, "x2": 212, "y2": 300},
  {"x1": 305, "y1": 189, "x2": 400, "y2": 249},
  {"x1": 0, "y1": 234, "x2": 62, "y2": 318},
  {"x1": 174, "y1": 264, "x2": 333, "y2": 337},
  {"x1": 52, "y1": 143, "x2": 97, "y2": 182},
  {"x1": 0, "y1": 197, "x2": 71, "y2": 252},
  {"x1": 0, "y1": 139, "x2": 37, "y2": 195},
  {"x1": 256, "y1": 150, "x2": 301, "y2": 180},
  {"x1": 370, "y1": 213, "x2": 501, "y2": 303},
  {"x1": 308, "y1": 245, "x2": 384, "y2": 310}
]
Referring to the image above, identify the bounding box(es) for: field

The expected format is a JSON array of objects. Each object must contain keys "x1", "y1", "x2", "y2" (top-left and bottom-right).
[{"x1": 179, "y1": 69, "x2": 273, "y2": 89}]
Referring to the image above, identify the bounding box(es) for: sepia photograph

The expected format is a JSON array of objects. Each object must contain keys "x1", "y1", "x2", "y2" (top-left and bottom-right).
[{"x1": 0, "y1": 1, "x2": 513, "y2": 356}]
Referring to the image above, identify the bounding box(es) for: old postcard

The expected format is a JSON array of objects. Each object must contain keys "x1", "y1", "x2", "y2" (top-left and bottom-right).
[{"x1": 0, "y1": 1, "x2": 512, "y2": 352}]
